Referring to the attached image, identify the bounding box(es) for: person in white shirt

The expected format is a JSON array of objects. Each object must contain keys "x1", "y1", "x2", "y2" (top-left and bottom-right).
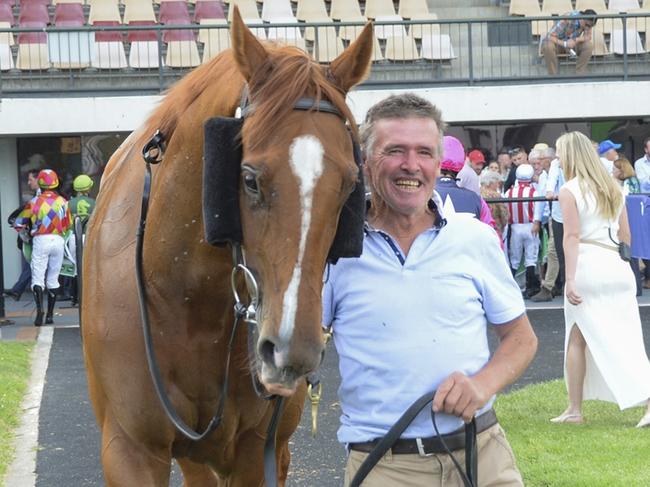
[
  {"x1": 634, "y1": 137, "x2": 650, "y2": 193},
  {"x1": 598, "y1": 139, "x2": 621, "y2": 175}
]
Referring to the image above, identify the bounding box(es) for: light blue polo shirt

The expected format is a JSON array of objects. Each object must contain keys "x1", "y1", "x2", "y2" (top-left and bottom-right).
[{"x1": 322, "y1": 212, "x2": 525, "y2": 443}]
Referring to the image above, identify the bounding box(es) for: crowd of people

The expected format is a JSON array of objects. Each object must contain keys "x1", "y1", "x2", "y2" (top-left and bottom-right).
[{"x1": 3, "y1": 169, "x2": 96, "y2": 325}]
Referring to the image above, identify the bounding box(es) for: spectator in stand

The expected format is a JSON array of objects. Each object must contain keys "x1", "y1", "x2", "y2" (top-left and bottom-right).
[
  {"x1": 542, "y1": 10, "x2": 597, "y2": 75},
  {"x1": 546, "y1": 154, "x2": 566, "y2": 297},
  {"x1": 613, "y1": 157, "x2": 640, "y2": 195},
  {"x1": 505, "y1": 164, "x2": 543, "y2": 298},
  {"x1": 634, "y1": 137, "x2": 650, "y2": 193},
  {"x1": 468, "y1": 149, "x2": 486, "y2": 176},
  {"x1": 598, "y1": 139, "x2": 621, "y2": 175},
  {"x1": 487, "y1": 161, "x2": 500, "y2": 173},
  {"x1": 480, "y1": 170, "x2": 509, "y2": 240},
  {"x1": 497, "y1": 148, "x2": 512, "y2": 178},
  {"x1": 504, "y1": 146, "x2": 528, "y2": 192}
]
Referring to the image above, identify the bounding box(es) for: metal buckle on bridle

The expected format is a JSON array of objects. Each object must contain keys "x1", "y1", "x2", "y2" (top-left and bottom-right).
[
  {"x1": 142, "y1": 130, "x2": 166, "y2": 165},
  {"x1": 230, "y1": 245, "x2": 259, "y2": 326}
]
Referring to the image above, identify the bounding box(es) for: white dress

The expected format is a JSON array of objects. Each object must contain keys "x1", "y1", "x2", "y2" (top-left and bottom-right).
[{"x1": 563, "y1": 178, "x2": 650, "y2": 409}]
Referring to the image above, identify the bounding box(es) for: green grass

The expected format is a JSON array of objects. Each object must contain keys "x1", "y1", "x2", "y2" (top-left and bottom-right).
[
  {"x1": 495, "y1": 380, "x2": 650, "y2": 487},
  {"x1": 0, "y1": 342, "x2": 33, "y2": 483}
]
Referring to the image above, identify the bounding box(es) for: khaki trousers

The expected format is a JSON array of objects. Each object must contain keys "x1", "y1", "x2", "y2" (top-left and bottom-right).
[
  {"x1": 344, "y1": 424, "x2": 523, "y2": 487},
  {"x1": 542, "y1": 223, "x2": 559, "y2": 291},
  {"x1": 542, "y1": 40, "x2": 593, "y2": 75}
]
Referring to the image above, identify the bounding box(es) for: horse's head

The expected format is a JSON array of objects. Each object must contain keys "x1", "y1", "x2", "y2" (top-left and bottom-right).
[{"x1": 229, "y1": 9, "x2": 373, "y2": 395}]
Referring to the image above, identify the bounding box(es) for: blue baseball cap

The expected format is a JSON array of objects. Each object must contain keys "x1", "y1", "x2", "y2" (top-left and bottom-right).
[{"x1": 598, "y1": 139, "x2": 621, "y2": 155}]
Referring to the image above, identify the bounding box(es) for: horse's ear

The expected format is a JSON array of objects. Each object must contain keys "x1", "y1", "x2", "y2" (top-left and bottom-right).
[
  {"x1": 328, "y1": 23, "x2": 374, "y2": 93},
  {"x1": 230, "y1": 5, "x2": 268, "y2": 82}
]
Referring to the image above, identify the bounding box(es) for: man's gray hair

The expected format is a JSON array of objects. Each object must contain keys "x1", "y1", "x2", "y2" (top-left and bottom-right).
[
  {"x1": 360, "y1": 93, "x2": 446, "y2": 158},
  {"x1": 480, "y1": 170, "x2": 503, "y2": 187},
  {"x1": 528, "y1": 149, "x2": 542, "y2": 161},
  {"x1": 543, "y1": 147, "x2": 556, "y2": 158}
]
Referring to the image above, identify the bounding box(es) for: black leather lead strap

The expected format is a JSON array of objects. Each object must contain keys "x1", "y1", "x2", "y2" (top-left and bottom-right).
[
  {"x1": 349, "y1": 391, "x2": 477, "y2": 487},
  {"x1": 264, "y1": 396, "x2": 285, "y2": 487}
]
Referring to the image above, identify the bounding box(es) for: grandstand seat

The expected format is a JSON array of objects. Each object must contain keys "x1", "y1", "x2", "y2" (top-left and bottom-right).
[
  {"x1": 92, "y1": 20, "x2": 127, "y2": 68},
  {"x1": 610, "y1": 27, "x2": 646, "y2": 54},
  {"x1": 374, "y1": 15, "x2": 405, "y2": 40},
  {"x1": 193, "y1": 0, "x2": 225, "y2": 22},
  {"x1": 16, "y1": 21, "x2": 49, "y2": 69},
  {"x1": 329, "y1": 0, "x2": 362, "y2": 20},
  {"x1": 345, "y1": 24, "x2": 384, "y2": 61},
  {"x1": 363, "y1": 0, "x2": 395, "y2": 19},
  {"x1": 313, "y1": 25, "x2": 343, "y2": 62},
  {"x1": 88, "y1": 0, "x2": 122, "y2": 24},
  {"x1": 123, "y1": 0, "x2": 156, "y2": 23},
  {"x1": 409, "y1": 12, "x2": 439, "y2": 40},
  {"x1": 338, "y1": 15, "x2": 366, "y2": 40},
  {"x1": 509, "y1": 0, "x2": 541, "y2": 16},
  {"x1": 262, "y1": 0, "x2": 293, "y2": 21},
  {"x1": 627, "y1": 8, "x2": 650, "y2": 33},
  {"x1": 159, "y1": 1, "x2": 191, "y2": 23},
  {"x1": 267, "y1": 15, "x2": 301, "y2": 39},
  {"x1": 227, "y1": 0, "x2": 259, "y2": 20},
  {"x1": 165, "y1": 34, "x2": 200, "y2": 67},
  {"x1": 295, "y1": 0, "x2": 328, "y2": 22},
  {"x1": 541, "y1": 0, "x2": 572, "y2": 15},
  {"x1": 127, "y1": 20, "x2": 161, "y2": 68},
  {"x1": 592, "y1": 28, "x2": 609, "y2": 55},
  {"x1": 18, "y1": 2, "x2": 49, "y2": 24},
  {"x1": 53, "y1": 0, "x2": 84, "y2": 4},
  {"x1": 53, "y1": 2, "x2": 84, "y2": 25},
  {"x1": 0, "y1": 21, "x2": 13, "y2": 70},
  {"x1": 384, "y1": 33, "x2": 419, "y2": 61},
  {"x1": 199, "y1": 17, "x2": 229, "y2": 62},
  {"x1": 420, "y1": 33, "x2": 455, "y2": 60},
  {"x1": 398, "y1": 0, "x2": 429, "y2": 19},
  {"x1": 608, "y1": 0, "x2": 641, "y2": 12},
  {"x1": 304, "y1": 16, "x2": 330, "y2": 41},
  {"x1": 0, "y1": 3, "x2": 14, "y2": 25}
]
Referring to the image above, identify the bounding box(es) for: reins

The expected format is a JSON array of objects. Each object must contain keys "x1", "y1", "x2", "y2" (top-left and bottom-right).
[{"x1": 349, "y1": 391, "x2": 478, "y2": 487}]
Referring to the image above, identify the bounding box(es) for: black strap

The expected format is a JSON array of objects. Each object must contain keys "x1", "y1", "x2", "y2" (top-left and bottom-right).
[
  {"x1": 349, "y1": 391, "x2": 477, "y2": 487},
  {"x1": 264, "y1": 397, "x2": 285, "y2": 486}
]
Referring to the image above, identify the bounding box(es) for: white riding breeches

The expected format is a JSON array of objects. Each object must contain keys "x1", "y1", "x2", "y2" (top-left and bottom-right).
[
  {"x1": 509, "y1": 223, "x2": 539, "y2": 269},
  {"x1": 31, "y1": 234, "x2": 65, "y2": 290}
]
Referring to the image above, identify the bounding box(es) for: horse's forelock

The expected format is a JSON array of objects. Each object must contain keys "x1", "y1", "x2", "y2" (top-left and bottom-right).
[{"x1": 243, "y1": 46, "x2": 357, "y2": 151}]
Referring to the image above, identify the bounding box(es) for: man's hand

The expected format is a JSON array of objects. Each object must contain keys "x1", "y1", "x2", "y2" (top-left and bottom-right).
[
  {"x1": 566, "y1": 39, "x2": 577, "y2": 49},
  {"x1": 531, "y1": 221, "x2": 541, "y2": 236},
  {"x1": 432, "y1": 372, "x2": 489, "y2": 423}
]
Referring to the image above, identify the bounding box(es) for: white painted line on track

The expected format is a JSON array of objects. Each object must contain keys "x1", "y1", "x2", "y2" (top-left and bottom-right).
[{"x1": 3, "y1": 326, "x2": 54, "y2": 487}]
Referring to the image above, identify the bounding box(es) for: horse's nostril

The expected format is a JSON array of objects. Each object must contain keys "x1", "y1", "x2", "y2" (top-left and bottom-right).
[{"x1": 259, "y1": 339, "x2": 276, "y2": 367}]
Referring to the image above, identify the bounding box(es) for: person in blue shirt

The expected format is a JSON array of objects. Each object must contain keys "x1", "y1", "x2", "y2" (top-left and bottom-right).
[{"x1": 322, "y1": 93, "x2": 538, "y2": 486}]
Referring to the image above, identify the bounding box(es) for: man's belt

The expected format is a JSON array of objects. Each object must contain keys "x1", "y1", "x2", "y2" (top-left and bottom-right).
[{"x1": 349, "y1": 408, "x2": 497, "y2": 456}]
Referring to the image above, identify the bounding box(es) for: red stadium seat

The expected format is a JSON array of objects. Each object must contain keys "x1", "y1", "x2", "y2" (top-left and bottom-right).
[
  {"x1": 18, "y1": 2, "x2": 49, "y2": 24},
  {"x1": 127, "y1": 20, "x2": 157, "y2": 42},
  {"x1": 163, "y1": 26, "x2": 194, "y2": 42},
  {"x1": 16, "y1": 19, "x2": 49, "y2": 69},
  {"x1": 128, "y1": 20, "x2": 160, "y2": 68},
  {"x1": 94, "y1": 19, "x2": 122, "y2": 42},
  {"x1": 159, "y1": 1, "x2": 190, "y2": 24},
  {"x1": 0, "y1": 3, "x2": 14, "y2": 25},
  {"x1": 54, "y1": 3, "x2": 84, "y2": 26},
  {"x1": 93, "y1": 19, "x2": 127, "y2": 68},
  {"x1": 193, "y1": 0, "x2": 225, "y2": 22}
]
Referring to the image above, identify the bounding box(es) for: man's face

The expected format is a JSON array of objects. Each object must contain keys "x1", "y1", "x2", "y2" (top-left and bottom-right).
[
  {"x1": 366, "y1": 117, "x2": 440, "y2": 218},
  {"x1": 512, "y1": 151, "x2": 528, "y2": 166},
  {"x1": 644, "y1": 141, "x2": 650, "y2": 156},
  {"x1": 497, "y1": 154, "x2": 511, "y2": 169},
  {"x1": 469, "y1": 160, "x2": 483, "y2": 175},
  {"x1": 27, "y1": 173, "x2": 39, "y2": 191},
  {"x1": 580, "y1": 19, "x2": 594, "y2": 31},
  {"x1": 605, "y1": 149, "x2": 618, "y2": 162},
  {"x1": 531, "y1": 159, "x2": 543, "y2": 175},
  {"x1": 540, "y1": 156, "x2": 552, "y2": 171}
]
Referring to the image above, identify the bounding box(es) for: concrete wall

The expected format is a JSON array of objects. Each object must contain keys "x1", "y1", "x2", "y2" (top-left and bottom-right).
[
  {"x1": 2, "y1": 81, "x2": 650, "y2": 137},
  {"x1": 0, "y1": 138, "x2": 20, "y2": 287}
]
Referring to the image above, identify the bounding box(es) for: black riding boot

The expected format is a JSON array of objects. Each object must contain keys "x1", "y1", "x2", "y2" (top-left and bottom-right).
[
  {"x1": 46, "y1": 289, "x2": 57, "y2": 324},
  {"x1": 33, "y1": 285, "x2": 44, "y2": 326},
  {"x1": 525, "y1": 266, "x2": 541, "y2": 298}
]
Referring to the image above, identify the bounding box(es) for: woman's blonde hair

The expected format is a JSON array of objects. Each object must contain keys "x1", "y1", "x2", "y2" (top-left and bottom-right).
[
  {"x1": 556, "y1": 131, "x2": 623, "y2": 221},
  {"x1": 614, "y1": 157, "x2": 636, "y2": 180}
]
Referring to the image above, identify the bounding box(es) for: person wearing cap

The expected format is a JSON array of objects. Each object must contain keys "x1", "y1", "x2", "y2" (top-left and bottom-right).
[
  {"x1": 323, "y1": 93, "x2": 537, "y2": 486},
  {"x1": 504, "y1": 164, "x2": 543, "y2": 298},
  {"x1": 69, "y1": 174, "x2": 96, "y2": 222},
  {"x1": 598, "y1": 139, "x2": 621, "y2": 175},
  {"x1": 13, "y1": 169, "x2": 71, "y2": 326},
  {"x1": 468, "y1": 149, "x2": 486, "y2": 176},
  {"x1": 541, "y1": 9, "x2": 597, "y2": 75},
  {"x1": 436, "y1": 136, "x2": 482, "y2": 219}
]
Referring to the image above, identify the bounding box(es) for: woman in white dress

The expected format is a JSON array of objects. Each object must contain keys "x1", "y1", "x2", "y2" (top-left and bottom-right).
[{"x1": 551, "y1": 131, "x2": 650, "y2": 428}]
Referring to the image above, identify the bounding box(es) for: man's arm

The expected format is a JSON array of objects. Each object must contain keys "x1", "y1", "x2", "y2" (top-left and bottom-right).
[{"x1": 432, "y1": 314, "x2": 538, "y2": 422}]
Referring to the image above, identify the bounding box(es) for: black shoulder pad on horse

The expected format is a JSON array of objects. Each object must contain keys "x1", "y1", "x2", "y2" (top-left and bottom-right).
[
  {"x1": 327, "y1": 141, "x2": 365, "y2": 264},
  {"x1": 202, "y1": 116, "x2": 244, "y2": 247}
]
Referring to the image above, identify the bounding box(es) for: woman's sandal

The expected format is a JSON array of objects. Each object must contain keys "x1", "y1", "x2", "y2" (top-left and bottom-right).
[{"x1": 550, "y1": 412, "x2": 584, "y2": 424}]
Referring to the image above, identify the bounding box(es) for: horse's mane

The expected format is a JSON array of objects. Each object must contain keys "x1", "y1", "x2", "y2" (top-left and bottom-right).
[{"x1": 145, "y1": 44, "x2": 357, "y2": 147}]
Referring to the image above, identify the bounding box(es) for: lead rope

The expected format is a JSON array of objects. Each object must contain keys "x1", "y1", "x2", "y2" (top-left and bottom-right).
[
  {"x1": 136, "y1": 132, "x2": 283, "y2": 487},
  {"x1": 348, "y1": 391, "x2": 477, "y2": 487}
]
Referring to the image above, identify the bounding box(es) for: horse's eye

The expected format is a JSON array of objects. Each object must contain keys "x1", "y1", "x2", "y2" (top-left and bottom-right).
[{"x1": 242, "y1": 170, "x2": 259, "y2": 196}]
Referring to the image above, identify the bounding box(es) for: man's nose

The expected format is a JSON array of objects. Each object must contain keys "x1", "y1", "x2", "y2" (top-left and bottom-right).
[{"x1": 400, "y1": 150, "x2": 420, "y2": 171}]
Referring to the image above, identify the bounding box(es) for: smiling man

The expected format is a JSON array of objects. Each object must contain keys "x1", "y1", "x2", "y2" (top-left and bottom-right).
[{"x1": 322, "y1": 94, "x2": 538, "y2": 486}]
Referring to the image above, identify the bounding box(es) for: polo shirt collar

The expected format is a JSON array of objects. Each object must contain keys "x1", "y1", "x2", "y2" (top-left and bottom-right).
[{"x1": 363, "y1": 192, "x2": 447, "y2": 233}]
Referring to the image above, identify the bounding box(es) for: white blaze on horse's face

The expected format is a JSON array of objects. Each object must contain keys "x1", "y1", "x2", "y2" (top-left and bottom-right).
[{"x1": 277, "y1": 135, "x2": 325, "y2": 348}]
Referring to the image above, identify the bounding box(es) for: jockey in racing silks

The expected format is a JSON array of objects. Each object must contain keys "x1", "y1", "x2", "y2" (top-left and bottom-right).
[{"x1": 13, "y1": 169, "x2": 71, "y2": 326}]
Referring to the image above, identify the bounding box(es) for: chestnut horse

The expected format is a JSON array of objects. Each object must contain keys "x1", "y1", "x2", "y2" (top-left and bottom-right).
[{"x1": 81, "y1": 9, "x2": 374, "y2": 486}]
